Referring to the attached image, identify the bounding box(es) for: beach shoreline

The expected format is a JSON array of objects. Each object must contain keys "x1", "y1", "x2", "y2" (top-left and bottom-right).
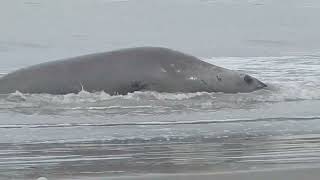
[{"x1": 60, "y1": 167, "x2": 320, "y2": 180}]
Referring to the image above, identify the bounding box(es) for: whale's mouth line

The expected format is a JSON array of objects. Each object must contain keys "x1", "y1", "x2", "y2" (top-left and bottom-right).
[{"x1": 257, "y1": 81, "x2": 268, "y2": 89}]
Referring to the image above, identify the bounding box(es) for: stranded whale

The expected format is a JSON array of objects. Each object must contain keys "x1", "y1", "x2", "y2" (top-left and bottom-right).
[{"x1": 0, "y1": 47, "x2": 266, "y2": 95}]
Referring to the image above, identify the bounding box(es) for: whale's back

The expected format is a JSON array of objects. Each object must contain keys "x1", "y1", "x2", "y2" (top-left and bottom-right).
[{"x1": 0, "y1": 47, "x2": 212, "y2": 94}]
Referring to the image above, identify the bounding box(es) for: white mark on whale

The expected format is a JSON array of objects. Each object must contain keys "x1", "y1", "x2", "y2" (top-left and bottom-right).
[
  {"x1": 160, "y1": 68, "x2": 167, "y2": 72},
  {"x1": 188, "y1": 76, "x2": 198, "y2": 80}
]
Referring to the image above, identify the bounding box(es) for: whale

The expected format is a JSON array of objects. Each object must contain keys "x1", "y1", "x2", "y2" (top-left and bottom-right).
[{"x1": 0, "y1": 47, "x2": 266, "y2": 95}]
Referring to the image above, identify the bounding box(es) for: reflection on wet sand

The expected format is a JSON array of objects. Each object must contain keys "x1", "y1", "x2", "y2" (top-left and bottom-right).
[{"x1": 2, "y1": 132, "x2": 320, "y2": 179}]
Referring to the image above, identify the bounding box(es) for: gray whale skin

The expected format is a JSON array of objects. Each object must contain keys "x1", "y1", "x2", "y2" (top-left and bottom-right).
[{"x1": 0, "y1": 47, "x2": 267, "y2": 95}]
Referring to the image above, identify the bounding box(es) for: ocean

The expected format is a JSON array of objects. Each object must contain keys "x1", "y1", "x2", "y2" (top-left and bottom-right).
[{"x1": 1, "y1": 0, "x2": 320, "y2": 179}]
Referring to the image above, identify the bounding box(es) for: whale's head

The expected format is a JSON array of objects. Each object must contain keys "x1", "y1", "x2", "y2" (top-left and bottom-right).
[
  {"x1": 204, "y1": 69, "x2": 267, "y2": 93},
  {"x1": 239, "y1": 74, "x2": 267, "y2": 92}
]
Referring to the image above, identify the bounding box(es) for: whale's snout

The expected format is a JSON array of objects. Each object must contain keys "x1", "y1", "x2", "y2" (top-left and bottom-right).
[
  {"x1": 257, "y1": 80, "x2": 267, "y2": 89},
  {"x1": 243, "y1": 74, "x2": 267, "y2": 91}
]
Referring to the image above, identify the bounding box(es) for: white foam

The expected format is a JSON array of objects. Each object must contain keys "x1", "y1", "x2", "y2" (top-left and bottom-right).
[
  {"x1": 1, "y1": 81, "x2": 320, "y2": 112},
  {"x1": 36, "y1": 177, "x2": 48, "y2": 180}
]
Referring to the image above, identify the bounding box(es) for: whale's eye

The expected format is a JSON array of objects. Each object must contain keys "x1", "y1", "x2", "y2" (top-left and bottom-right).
[{"x1": 244, "y1": 75, "x2": 253, "y2": 84}]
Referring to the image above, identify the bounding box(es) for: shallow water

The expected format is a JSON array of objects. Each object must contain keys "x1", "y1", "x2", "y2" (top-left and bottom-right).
[{"x1": 1, "y1": 0, "x2": 320, "y2": 179}]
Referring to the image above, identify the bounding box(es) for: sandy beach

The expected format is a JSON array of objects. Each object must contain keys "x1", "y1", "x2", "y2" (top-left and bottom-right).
[{"x1": 65, "y1": 167, "x2": 320, "y2": 180}]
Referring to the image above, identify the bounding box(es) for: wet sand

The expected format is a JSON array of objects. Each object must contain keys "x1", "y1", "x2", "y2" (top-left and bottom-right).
[{"x1": 69, "y1": 167, "x2": 320, "y2": 180}]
